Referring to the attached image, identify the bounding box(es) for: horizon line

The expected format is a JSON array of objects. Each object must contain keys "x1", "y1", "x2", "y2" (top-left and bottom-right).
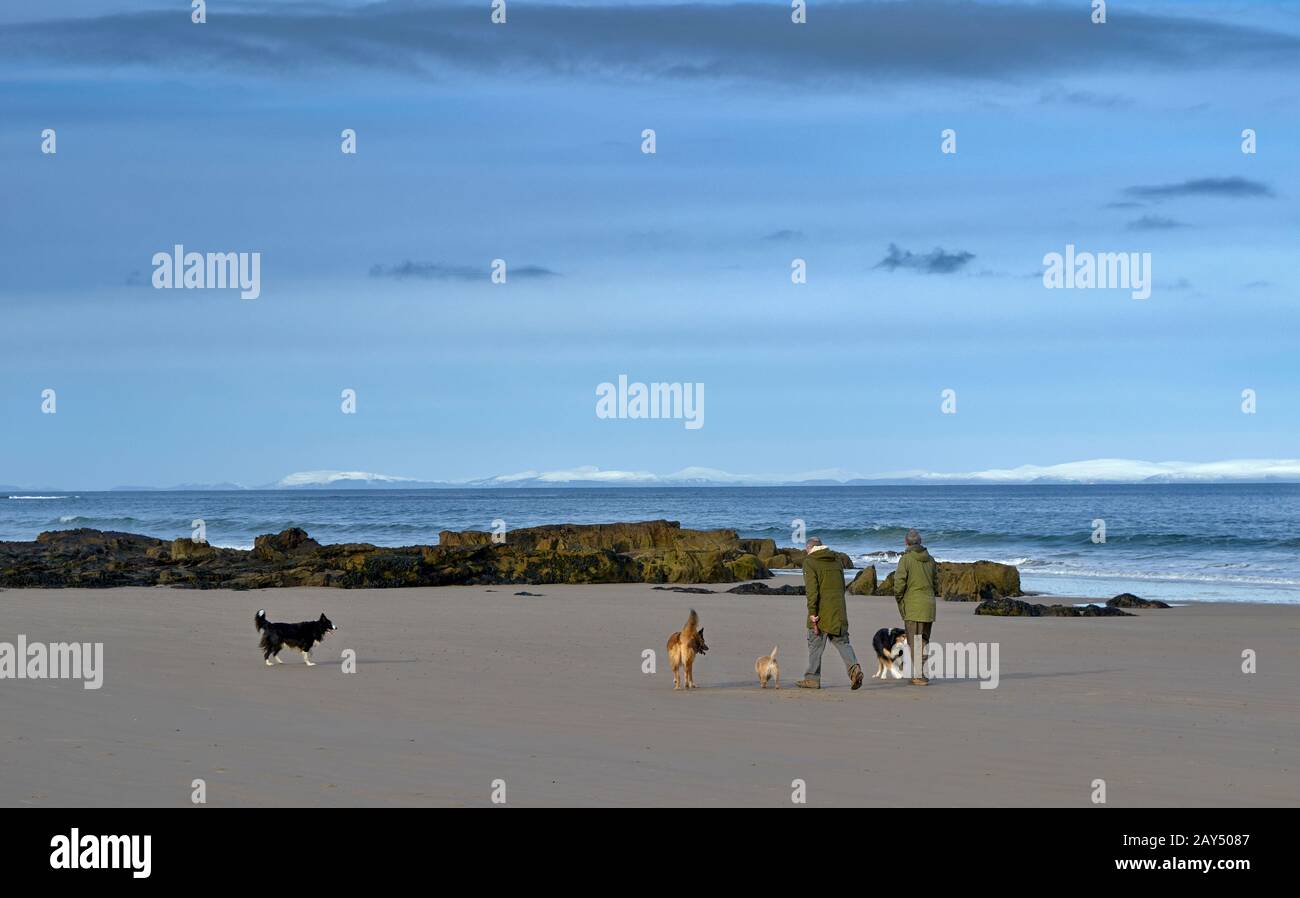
[{"x1": 8, "y1": 457, "x2": 1300, "y2": 492}]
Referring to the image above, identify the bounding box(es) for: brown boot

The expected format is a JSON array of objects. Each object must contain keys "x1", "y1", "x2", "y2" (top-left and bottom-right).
[
  {"x1": 910, "y1": 677, "x2": 929, "y2": 686},
  {"x1": 795, "y1": 678, "x2": 820, "y2": 689},
  {"x1": 849, "y1": 664, "x2": 864, "y2": 690}
]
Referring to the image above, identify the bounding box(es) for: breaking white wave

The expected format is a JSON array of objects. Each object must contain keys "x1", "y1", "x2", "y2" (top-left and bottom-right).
[{"x1": 1022, "y1": 566, "x2": 1300, "y2": 588}]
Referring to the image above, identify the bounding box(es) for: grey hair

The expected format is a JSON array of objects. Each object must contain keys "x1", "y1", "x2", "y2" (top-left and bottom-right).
[
  {"x1": 805, "y1": 537, "x2": 823, "y2": 551},
  {"x1": 905, "y1": 529, "x2": 923, "y2": 547}
]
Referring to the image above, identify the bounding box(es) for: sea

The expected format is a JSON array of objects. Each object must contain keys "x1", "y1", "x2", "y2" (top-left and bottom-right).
[{"x1": 4, "y1": 484, "x2": 1298, "y2": 604}]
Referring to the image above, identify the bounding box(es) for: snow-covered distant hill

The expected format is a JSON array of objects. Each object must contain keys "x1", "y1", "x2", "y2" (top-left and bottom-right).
[
  {"x1": 896, "y1": 458, "x2": 1300, "y2": 485},
  {"x1": 13, "y1": 459, "x2": 1300, "y2": 492},
  {"x1": 271, "y1": 459, "x2": 1300, "y2": 489}
]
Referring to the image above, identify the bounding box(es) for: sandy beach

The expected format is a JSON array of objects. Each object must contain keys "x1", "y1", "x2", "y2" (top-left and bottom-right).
[{"x1": 2, "y1": 578, "x2": 1297, "y2": 807}]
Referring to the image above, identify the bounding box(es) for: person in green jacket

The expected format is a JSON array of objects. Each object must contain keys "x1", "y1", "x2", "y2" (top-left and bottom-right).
[
  {"x1": 893, "y1": 529, "x2": 939, "y2": 686},
  {"x1": 796, "y1": 538, "x2": 864, "y2": 690}
]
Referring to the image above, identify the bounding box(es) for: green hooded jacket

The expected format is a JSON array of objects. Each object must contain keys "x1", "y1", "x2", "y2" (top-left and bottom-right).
[
  {"x1": 894, "y1": 545, "x2": 939, "y2": 623},
  {"x1": 803, "y1": 549, "x2": 849, "y2": 636}
]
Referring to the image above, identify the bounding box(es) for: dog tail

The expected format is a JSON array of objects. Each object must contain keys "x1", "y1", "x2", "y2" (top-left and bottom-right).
[
  {"x1": 770, "y1": 645, "x2": 778, "y2": 660},
  {"x1": 254, "y1": 609, "x2": 267, "y2": 632},
  {"x1": 682, "y1": 608, "x2": 699, "y2": 638}
]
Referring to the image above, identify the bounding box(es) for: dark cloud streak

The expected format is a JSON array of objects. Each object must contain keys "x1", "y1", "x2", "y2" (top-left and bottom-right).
[
  {"x1": 3, "y1": 1, "x2": 1297, "y2": 85},
  {"x1": 874, "y1": 243, "x2": 975, "y2": 275},
  {"x1": 1124, "y1": 177, "x2": 1276, "y2": 199}
]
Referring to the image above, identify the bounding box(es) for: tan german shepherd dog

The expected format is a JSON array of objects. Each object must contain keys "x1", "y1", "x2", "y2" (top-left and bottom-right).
[{"x1": 667, "y1": 609, "x2": 708, "y2": 690}]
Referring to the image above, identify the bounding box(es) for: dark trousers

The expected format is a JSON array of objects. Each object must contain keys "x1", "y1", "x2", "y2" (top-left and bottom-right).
[{"x1": 905, "y1": 620, "x2": 933, "y2": 679}]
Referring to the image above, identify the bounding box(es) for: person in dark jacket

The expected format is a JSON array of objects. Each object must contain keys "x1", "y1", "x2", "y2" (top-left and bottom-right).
[
  {"x1": 893, "y1": 529, "x2": 938, "y2": 686},
  {"x1": 796, "y1": 538, "x2": 864, "y2": 690}
]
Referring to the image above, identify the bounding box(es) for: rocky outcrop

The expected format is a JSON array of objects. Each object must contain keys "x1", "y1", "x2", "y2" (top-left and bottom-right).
[
  {"x1": 439, "y1": 520, "x2": 769, "y2": 584},
  {"x1": 974, "y1": 597, "x2": 1134, "y2": 617},
  {"x1": 876, "y1": 561, "x2": 1021, "y2": 602},
  {"x1": 1, "y1": 522, "x2": 1040, "y2": 597},
  {"x1": 0, "y1": 521, "x2": 782, "y2": 589},
  {"x1": 169, "y1": 537, "x2": 217, "y2": 562},
  {"x1": 440, "y1": 519, "x2": 732, "y2": 553},
  {"x1": 0, "y1": 529, "x2": 176, "y2": 588},
  {"x1": 846, "y1": 566, "x2": 878, "y2": 595},
  {"x1": 737, "y1": 538, "x2": 779, "y2": 561},
  {"x1": 726, "y1": 582, "x2": 805, "y2": 596},
  {"x1": 253, "y1": 527, "x2": 321, "y2": 561},
  {"x1": 761, "y1": 546, "x2": 855, "y2": 570},
  {"x1": 1107, "y1": 593, "x2": 1170, "y2": 609},
  {"x1": 440, "y1": 521, "x2": 862, "y2": 582}
]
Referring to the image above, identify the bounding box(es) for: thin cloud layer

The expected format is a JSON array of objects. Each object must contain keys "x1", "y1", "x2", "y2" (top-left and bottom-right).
[
  {"x1": 1127, "y1": 215, "x2": 1190, "y2": 231},
  {"x1": 761, "y1": 229, "x2": 805, "y2": 243},
  {"x1": 369, "y1": 261, "x2": 558, "y2": 280}
]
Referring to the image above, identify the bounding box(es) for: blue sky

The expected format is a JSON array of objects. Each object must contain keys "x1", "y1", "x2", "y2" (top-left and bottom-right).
[{"x1": 1, "y1": 0, "x2": 1297, "y2": 488}]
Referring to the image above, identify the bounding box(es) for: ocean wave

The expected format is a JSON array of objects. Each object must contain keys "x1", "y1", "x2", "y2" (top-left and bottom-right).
[
  {"x1": 55, "y1": 515, "x2": 141, "y2": 525},
  {"x1": 936, "y1": 555, "x2": 1033, "y2": 567},
  {"x1": 1021, "y1": 566, "x2": 1300, "y2": 588},
  {"x1": 8, "y1": 495, "x2": 76, "y2": 500},
  {"x1": 856, "y1": 551, "x2": 1045, "y2": 566},
  {"x1": 744, "y1": 524, "x2": 1300, "y2": 552},
  {"x1": 846, "y1": 552, "x2": 1300, "y2": 588},
  {"x1": 239, "y1": 520, "x2": 441, "y2": 535}
]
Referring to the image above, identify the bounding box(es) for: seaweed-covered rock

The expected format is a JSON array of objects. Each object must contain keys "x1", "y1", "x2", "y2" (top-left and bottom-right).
[
  {"x1": 726, "y1": 582, "x2": 806, "y2": 596},
  {"x1": 439, "y1": 519, "x2": 733, "y2": 553},
  {"x1": 974, "y1": 597, "x2": 1133, "y2": 617},
  {"x1": 0, "y1": 521, "x2": 774, "y2": 589},
  {"x1": 772, "y1": 547, "x2": 854, "y2": 570},
  {"x1": 846, "y1": 566, "x2": 878, "y2": 595},
  {"x1": 170, "y1": 538, "x2": 217, "y2": 562},
  {"x1": 253, "y1": 527, "x2": 321, "y2": 561},
  {"x1": 877, "y1": 561, "x2": 1022, "y2": 602},
  {"x1": 1107, "y1": 593, "x2": 1170, "y2": 609},
  {"x1": 1050, "y1": 603, "x2": 1134, "y2": 617},
  {"x1": 0, "y1": 522, "x2": 1031, "y2": 594},
  {"x1": 737, "y1": 538, "x2": 778, "y2": 559},
  {"x1": 725, "y1": 553, "x2": 767, "y2": 582}
]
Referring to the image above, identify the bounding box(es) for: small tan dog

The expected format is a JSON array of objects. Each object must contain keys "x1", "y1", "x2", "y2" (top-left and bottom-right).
[
  {"x1": 667, "y1": 609, "x2": 708, "y2": 690},
  {"x1": 755, "y1": 645, "x2": 780, "y2": 689}
]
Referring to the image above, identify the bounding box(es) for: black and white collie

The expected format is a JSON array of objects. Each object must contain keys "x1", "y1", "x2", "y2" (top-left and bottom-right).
[
  {"x1": 871, "y1": 627, "x2": 908, "y2": 679},
  {"x1": 255, "y1": 609, "x2": 337, "y2": 667}
]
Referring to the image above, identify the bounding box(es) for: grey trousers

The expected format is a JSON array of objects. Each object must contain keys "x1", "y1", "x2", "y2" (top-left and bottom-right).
[
  {"x1": 804, "y1": 629, "x2": 859, "y2": 681},
  {"x1": 905, "y1": 620, "x2": 933, "y2": 679}
]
